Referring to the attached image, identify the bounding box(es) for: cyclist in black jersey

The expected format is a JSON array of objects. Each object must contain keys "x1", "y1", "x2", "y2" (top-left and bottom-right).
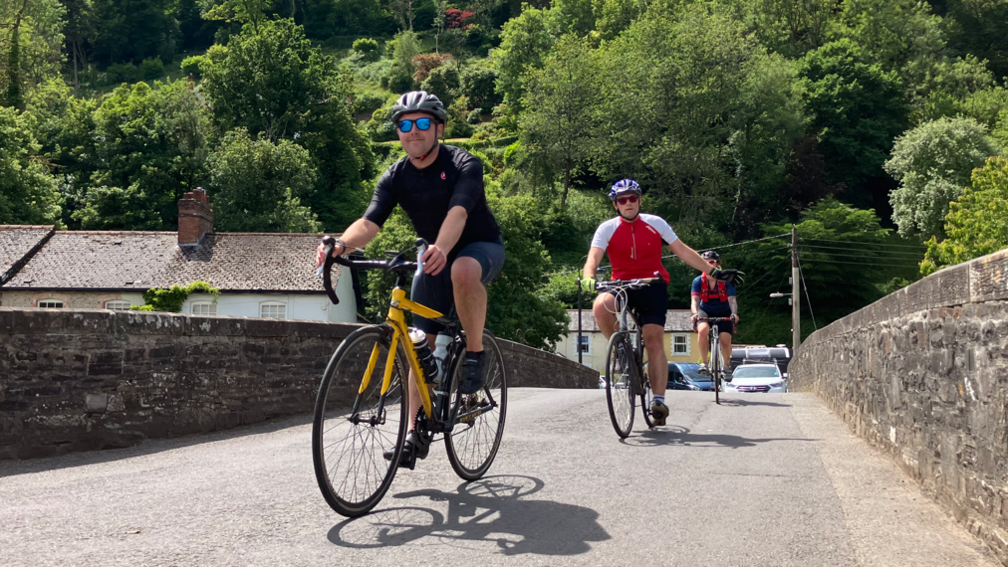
[{"x1": 315, "y1": 91, "x2": 505, "y2": 466}]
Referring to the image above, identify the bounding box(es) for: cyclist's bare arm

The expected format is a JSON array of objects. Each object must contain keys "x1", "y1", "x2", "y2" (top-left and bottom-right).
[
  {"x1": 582, "y1": 246, "x2": 606, "y2": 280},
  {"x1": 668, "y1": 239, "x2": 716, "y2": 274},
  {"x1": 728, "y1": 296, "x2": 739, "y2": 322},
  {"x1": 324, "y1": 218, "x2": 380, "y2": 257},
  {"x1": 690, "y1": 295, "x2": 700, "y2": 318},
  {"x1": 423, "y1": 205, "x2": 467, "y2": 276}
]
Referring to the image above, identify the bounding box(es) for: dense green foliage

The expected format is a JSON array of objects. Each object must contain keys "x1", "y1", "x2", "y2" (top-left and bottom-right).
[
  {"x1": 921, "y1": 156, "x2": 1008, "y2": 275},
  {"x1": 133, "y1": 280, "x2": 220, "y2": 312},
  {"x1": 2, "y1": 0, "x2": 1008, "y2": 348}
]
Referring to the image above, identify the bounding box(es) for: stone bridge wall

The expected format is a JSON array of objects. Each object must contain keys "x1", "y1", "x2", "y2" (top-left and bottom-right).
[
  {"x1": 790, "y1": 248, "x2": 1008, "y2": 564},
  {"x1": 0, "y1": 309, "x2": 597, "y2": 460}
]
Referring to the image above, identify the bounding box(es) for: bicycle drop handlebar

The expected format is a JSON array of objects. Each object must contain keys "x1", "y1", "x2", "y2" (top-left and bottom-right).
[
  {"x1": 593, "y1": 277, "x2": 662, "y2": 292},
  {"x1": 320, "y1": 236, "x2": 428, "y2": 305}
]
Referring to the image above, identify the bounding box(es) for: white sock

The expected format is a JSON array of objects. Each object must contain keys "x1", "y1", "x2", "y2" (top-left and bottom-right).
[{"x1": 653, "y1": 394, "x2": 665, "y2": 405}]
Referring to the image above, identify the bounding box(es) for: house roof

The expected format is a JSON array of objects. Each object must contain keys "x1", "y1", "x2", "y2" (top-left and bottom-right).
[
  {"x1": 1, "y1": 226, "x2": 54, "y2": 280},
  {"x1": 3, "y1": 231, "x2": 341, "y2": 293},
  {"x1": 566, "y1": 309, "x2": 694, "y2": 333}
]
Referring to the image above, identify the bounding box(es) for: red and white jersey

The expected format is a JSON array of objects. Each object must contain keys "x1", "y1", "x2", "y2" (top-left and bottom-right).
[{"x1": 591, "y1": 214, "x2": 678, "y2": 283}]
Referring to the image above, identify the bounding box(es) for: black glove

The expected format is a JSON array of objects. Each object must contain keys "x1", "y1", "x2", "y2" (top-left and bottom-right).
[{"x1": 710, "y1": 268, "x2": 744, "y2": 286}]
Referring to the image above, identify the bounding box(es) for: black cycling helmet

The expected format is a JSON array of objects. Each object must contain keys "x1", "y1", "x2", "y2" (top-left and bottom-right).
[
  {"x1": 701, "y1": 250, "x2": 720, "y2": 261},
  {"x1": 390, "y1": 90, "x2": 448, "y2": 124}
]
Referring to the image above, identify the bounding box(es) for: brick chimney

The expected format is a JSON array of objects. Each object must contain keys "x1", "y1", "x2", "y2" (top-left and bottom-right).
[{"x1": 178, "y1": 187, "x2": 213, "y2": 246}]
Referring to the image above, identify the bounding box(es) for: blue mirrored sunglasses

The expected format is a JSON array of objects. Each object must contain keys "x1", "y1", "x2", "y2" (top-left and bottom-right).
[{"x1": 397, "y1": 118, "x2": 433, "y2": 133}]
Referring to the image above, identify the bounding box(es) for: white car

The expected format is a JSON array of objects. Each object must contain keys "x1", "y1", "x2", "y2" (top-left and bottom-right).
[{"x1": 724, "y1": 363, "x2": 787, "y2": 393}]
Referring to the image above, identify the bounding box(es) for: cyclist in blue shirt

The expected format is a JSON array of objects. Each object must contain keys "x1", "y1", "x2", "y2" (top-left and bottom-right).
[{"x1": 690, "y1": 250, "x2": 739, "y2": 380}]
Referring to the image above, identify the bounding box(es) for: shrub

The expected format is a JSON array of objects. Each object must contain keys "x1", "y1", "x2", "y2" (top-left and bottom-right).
[
  {"x1": 180, "y1": 55, "x2": 205, "y2": 80},
  {"x1": 140, "y1": 57, "x2": 165, "y2": 81},
  {"x1": 459, "y1": 66, "x2": 501, "y2": 112},
  {"x1": 352, "y1": 38, "x2": 381, "y2": 61},
  {"x1": 421, "y1": 64, "x2": 461, "y2": 109},
  {"x1": 445, "y1": 95, "x2": 474, "y2": 138},
  {"x1": 106, "y1": 62, "x2": 140, "y2": 85},
  {"x1": 353, "y1": 92, "x2": 387, "y2": 118},
  {"x1": 411, "y1": 52, "x2": 452, "y2": 83},
  {"x1": 132, "y1": 281, "x2": 220, "y2": 312}
]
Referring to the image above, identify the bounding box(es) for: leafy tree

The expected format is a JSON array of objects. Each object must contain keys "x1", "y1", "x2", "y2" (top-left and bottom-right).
[
  {"x1": 200, "y1": 19, "x2": 376, "y2": 231},
  {"x1": 132, "y1": 280, "x2": 219, "y2": 311},
  {"x1": 61, "y1": 0, "x2": 96, "y2": 91},
  {"x1": 421, "y1": 63, "x2": 460, "y2": 109},
  {"x1": 459, "y1": 63, "x2": 500, "y2": 112},
  {"x1": 798, "y1": 38, "x2": 908, "y2": 210},
  {"x1": 590, "y1": 3, "x2": 805, "y2": 236},
  {"x1": 199, "y1": 0, "x2": 269, "y2": 30},
  {"x1": 519, "y1": 34, "x2": 595, "y2": 209},
  {"x1": 1, "y1": 0, "x2": 66, "y2": 104},
  {"x1": 921, "y1": 156, "x2": 1008, "y2": 275},
  {"x1": 593, "y1": 0, "x2": 645, "y2": 41},
  {"x1": 74, "y1": 80, "x2": 211, "y2": 230},
  {"x1": 23, "y1": 79, "x2": 98, "y2": 227},
  {"x1": 0, "y1": 105, "x2": 61, "y2": 224},
  {"x1": 492, "y1": 6, "x2": 554, "y2": 110},
  {"x1": 91, "y1": 0, "x2": 178, "y2": 64},
  {"x1": 886, "y1": 116, "x2": 1001, "y2": 239},
  {"x1": 932, "y1": 0, "x2": 1008, "y2": 82},
  {"x1": 761, "y1": 197, "x2": 898, "y2": 324},
  {"x1": 206, "y1": 128, "x2": 321, "y2": 232}
]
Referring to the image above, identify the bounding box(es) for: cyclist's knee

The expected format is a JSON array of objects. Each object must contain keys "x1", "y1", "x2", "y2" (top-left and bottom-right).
[
  {"x1": 593, "y1": 293, "x2": 616, "y2": 311},
  {"x1": 451, "y1": 257, "x2": 482, "y2": 286}
]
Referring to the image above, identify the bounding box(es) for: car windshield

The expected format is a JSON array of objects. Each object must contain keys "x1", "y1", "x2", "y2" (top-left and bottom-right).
[
  {"x1": 733, "y1": 366, "x2": 780, "y2": 379},
  {"x1": 682, "y1": 369, "x2": 708, "y2": 381}
]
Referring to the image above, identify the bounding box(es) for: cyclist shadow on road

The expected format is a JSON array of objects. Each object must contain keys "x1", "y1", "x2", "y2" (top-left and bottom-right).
[
  {"x1": 622, "y1": 426, "x2": 814, "y2": 449},
  {"x1": 327, "y1": 474, "x2": 609, "y2": 555}
]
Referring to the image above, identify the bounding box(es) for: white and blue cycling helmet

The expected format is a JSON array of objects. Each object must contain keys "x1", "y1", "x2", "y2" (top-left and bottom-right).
[{"x1": 608, "y1": 179, "x2": 642, "y2": 201}]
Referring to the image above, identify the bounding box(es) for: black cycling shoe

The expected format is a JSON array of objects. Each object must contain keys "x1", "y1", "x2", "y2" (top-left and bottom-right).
[
  {"x1": 458, "y1": 350, "x2": 487, "y2": 394},
  {"x1": 382, "y1": 430, "x2": 430, "y2": 469}
]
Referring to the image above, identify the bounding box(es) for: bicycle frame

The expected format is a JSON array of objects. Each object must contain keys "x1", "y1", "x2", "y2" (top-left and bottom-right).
[{"x1": 361, "y1": 285, "x2": 445, "y2": 421}]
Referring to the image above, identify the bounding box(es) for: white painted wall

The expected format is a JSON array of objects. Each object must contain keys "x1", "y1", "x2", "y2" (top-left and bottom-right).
[{"x1": 180, "y1": 270, "x2": 357, "y2": 322}]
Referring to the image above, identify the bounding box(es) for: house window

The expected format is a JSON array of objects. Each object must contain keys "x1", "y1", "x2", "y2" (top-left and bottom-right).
[
  {"x1": 37, "y1": 299, "x2": 64, "y2": 308},
  {"x1": 577, "y1": 334, "x2": 591, "y2": 355},
  {"x1": 672, "y1": 334, "x2": 689, "y2": 355},
  {"x1": 191, "y1": 302, "x2": 217, "y2": 316},
  {"x1": 260, "y1": 302, "x2": 287, "y2": 319},
  {"x1": 104, "y1": 300, "x2": 131, "y2": 311}
]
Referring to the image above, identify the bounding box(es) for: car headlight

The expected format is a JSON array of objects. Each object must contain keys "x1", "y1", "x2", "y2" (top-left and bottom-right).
[
  {"x1": 687, "y1": 384, "x2": 700, "y2": 391},
  {"x1": 768, "y1": 381, "x2": 783, "y2": 388}
]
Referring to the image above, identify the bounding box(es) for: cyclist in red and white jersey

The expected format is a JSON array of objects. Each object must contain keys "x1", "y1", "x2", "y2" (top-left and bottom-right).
[{"x1": 581, "y1": 180, "x2": 742, "y2": 425}]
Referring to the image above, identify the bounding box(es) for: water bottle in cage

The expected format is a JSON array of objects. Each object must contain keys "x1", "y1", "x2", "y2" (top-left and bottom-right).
[{"x1": 409, "y1": 327, "x2": 438, "y2": 383}]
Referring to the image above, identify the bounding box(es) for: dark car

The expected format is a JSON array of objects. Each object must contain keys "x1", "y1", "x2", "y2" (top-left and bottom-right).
[{"x1": 667, "y1": 362, "x2": 715, "y2": 391}]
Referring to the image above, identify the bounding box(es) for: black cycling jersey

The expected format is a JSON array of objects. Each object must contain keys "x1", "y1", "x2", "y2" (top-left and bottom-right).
[{"x1": 363, "y1": 145, "x2": 501, "y2": 258}]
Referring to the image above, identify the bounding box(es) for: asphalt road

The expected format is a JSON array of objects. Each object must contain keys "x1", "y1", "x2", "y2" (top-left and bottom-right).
[{"x1": 1, "y1": 389, "x2": 999, "y2": 567}]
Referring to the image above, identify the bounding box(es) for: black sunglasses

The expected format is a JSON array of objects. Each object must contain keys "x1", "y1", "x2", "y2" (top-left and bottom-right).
[{"x1": 397, "y1": 118, "x2": 434, "y2": 133}]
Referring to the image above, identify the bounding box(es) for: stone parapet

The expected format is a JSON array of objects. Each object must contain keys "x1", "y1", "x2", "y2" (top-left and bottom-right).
[
  {"x1": 790, "y1": 247, "x2": 1008, "y2": 564},
  {"x1": 0, "y1": 309, "x2": 597, "y2": 460}
]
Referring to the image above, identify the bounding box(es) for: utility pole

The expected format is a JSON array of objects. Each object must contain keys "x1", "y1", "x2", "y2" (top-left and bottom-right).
[{"x1": 791, "y1": 224, "x2": 800, "y2": 352}]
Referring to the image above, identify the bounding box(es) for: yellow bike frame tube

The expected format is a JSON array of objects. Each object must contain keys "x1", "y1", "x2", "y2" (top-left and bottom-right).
[
  {"x1": 358, "y1": 343, "x2": 382, "y2": 395},
  {"x1": 380, "y1": 331, "x2": 400, "y2": 396},
  {"x1": 386, "y1": 288, "x2": 435, "y2": 417}
]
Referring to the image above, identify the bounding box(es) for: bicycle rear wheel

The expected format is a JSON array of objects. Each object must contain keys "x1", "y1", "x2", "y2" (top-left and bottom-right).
[
  {"x1": 605, "y1": 332, "x2": 636, "y2": 438},
  {"x1": 444, "y1": 332, "x2": 508, "y2": 481},
  {"x1": 312, "y1": 325, "x2": 408, "y2": 517}
]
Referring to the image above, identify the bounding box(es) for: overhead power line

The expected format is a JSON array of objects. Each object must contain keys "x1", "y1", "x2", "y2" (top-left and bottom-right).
[
  {"x1": 800, "y1": 243, "x2": 924, "y2": 257},
  {"x1": 802, "y1": 237, "x2": 926, "y2": 250}
]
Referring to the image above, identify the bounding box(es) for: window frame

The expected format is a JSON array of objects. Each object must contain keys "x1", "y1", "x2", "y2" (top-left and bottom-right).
[
  {"x1": 37, "y1": 299, "x2": 64, "y2": 308},
  {"x1": 104, "y1": 300, "x2": 132, "y2": 311},
  {"x1": 191, "y1": 301, "x2": 217, "y2": 316},
  {"x1": 577, "y1": 334, "x2": 592, "y2": 355},
  {"x1": 671, "y1": 333, "x2": 690, "y2": 356},
  {"x1": 259, "y1": 301, "x2": 287, "y2": 320}
]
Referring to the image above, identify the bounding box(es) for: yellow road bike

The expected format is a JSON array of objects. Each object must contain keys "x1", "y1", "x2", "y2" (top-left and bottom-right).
[{"x1": 312, "y1": 238, "x2": 507, "y2": 517}]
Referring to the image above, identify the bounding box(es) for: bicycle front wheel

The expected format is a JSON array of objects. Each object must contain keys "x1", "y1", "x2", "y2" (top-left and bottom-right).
[
  {"x1": 712, "y1": 331, "x2": 722, "y2": 405},
  {"x1": 444, "y1": 331, "x2": 508, "y2": 481},
  {"x1": 312, "y1": 325, "x2": 408, "y2": 517},
  {"x1": 605, "y1": 332, "x2": 635, "y2": 438}
]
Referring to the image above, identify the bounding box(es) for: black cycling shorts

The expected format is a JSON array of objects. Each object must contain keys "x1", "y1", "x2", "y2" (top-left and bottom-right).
[
  {"x1": 607, "y1": 279, "x2": 668, "y2": 327},
  {"x1": 411, "y1": 237, "x2": 505, "y2": 334},
  {"x1": 696, "y1": 308, "x2": 736, "y2": 336}
]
